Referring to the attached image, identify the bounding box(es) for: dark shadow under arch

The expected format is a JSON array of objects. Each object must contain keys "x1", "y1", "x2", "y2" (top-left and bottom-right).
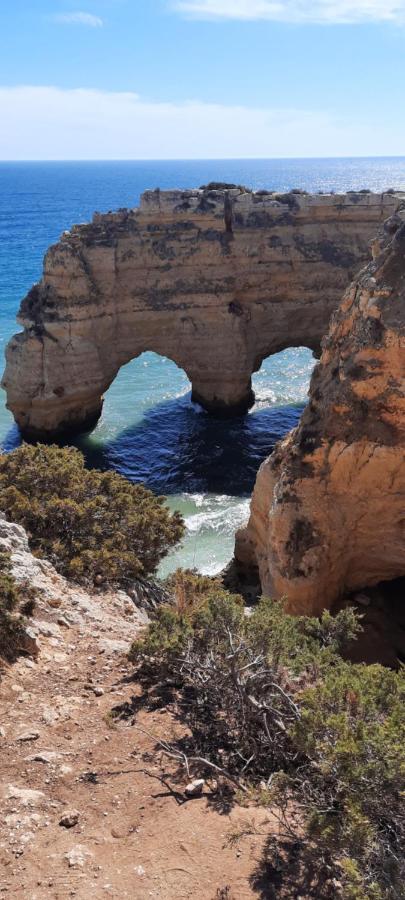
[
  {"x1": 79, "y1": 394, "x2": 305, "y2": 497},
  {"x1": 2, "y1": 348, "x2": 312, "y2": 498}
]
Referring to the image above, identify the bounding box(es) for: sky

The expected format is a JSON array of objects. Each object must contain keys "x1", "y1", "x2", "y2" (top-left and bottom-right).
[{"x1": 1, "y1": 0, "x2": 405, "y2": 159}]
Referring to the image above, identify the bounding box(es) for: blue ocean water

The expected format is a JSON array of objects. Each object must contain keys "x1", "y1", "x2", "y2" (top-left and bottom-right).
[{"x1": 1, "y1": 158, "x2": 405, "y2": 575}]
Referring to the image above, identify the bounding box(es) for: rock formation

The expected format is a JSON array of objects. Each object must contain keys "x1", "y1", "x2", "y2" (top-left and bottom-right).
[
  {"x1": 2, "y1": 186, "x2": 403, "y2": 439},
  {"x1": 235, "y1": 211, "x2": 405, "y2": 614},
  {"x1": 0, "y1": 513, "x2": 149, "y2": 655}
]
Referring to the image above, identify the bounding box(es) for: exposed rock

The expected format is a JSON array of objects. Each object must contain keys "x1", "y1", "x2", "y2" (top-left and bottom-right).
[
  {"x1": 19, "y1": 626, "x2": 40, "y2": 658},
  {"x1": 2, "y1": 188, "x2": 403, "y2": 438},
  {"x1": 26, "y1": 751, "x2": 61, "y2": 764},
  {"x1": 6, "y1": 785, "x2": 45, "y2": 806},
  {"x1": 98, "y1": 638, "x2": 131, "y2": 655},
  {"x1": 16, "y1": 730, "x2": 40, "y2": 742},
  {"x1": 235, "y1": 217, "x2": 405, "y2": 614},
  {"x1": 59, "y1": 809, "x2": 80, "y2": 828},
  {"x1": 0, "y1": 515, "x2": 149, "y2": 658},
  {"x1": 92, "y1": 686, "x2": 104, "y2": 697},
  {"x1": 64, "y1": 844, "x2": 92, "y2": 868},
  {"x1": 185, "y1": 779, "x2": 205, "y2": 798}
]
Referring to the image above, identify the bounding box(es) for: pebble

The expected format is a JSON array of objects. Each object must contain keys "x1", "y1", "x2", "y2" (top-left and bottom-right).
[
  {"x1": 48, "y1": 597, "x2": 62, "y2": 609},
  {"x1": 185, "y1": 779, "x2": 205, "y2": 798},
  {"x1": 59, "y1": 809, "x2": 80, "y2": 829},
  {"x1": 111, "y1": 825, "x2": 128, "y2": 839},
  {"x1": 22, "y1": 659, "x2": 36, "y2": 670}
]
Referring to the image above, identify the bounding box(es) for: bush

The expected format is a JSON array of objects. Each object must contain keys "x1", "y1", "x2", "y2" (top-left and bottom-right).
[
  {"x1": 199, "y1": 182, "x2": 249, "y2": 192},
  {"x1": 129, "y1": 580, "x2": 405, "y2": 900},
  {"x1": 0, "y1": 551, "x2": 34, "y2": 661},
  {"x1": 0, "y1": 444, "x2": 184, "y2": 586}
]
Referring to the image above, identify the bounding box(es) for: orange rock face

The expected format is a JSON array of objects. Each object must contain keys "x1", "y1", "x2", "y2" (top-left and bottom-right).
[
  {"x1": 1, "y1": 187, "x2": 402, "y2": 439},
  {"x1": 236, "y1": 215, "x2": 405, "y2": 614}
]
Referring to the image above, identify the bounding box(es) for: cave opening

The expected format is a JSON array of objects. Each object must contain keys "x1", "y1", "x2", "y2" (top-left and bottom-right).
[{"x1": 336, "y1": 576, "x2": 405, "y2": 669}]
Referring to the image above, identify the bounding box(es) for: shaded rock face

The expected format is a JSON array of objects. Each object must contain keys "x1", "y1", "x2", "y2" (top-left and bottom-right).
[
  {"x1": 2, "y1": 187, "x2": 403, "y2": 439},
  {"x1": 235, "y1": 215, "x2": 405, "y2": 615}
]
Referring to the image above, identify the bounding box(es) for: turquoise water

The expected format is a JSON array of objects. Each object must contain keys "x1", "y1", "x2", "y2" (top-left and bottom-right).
[{"x1": 1, "y1": 158, "x2": 405, "y2": 575}]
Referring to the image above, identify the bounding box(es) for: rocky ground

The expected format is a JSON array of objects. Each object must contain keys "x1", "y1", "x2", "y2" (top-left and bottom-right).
[{"x1": 0, "y1": 519, "x2": 282, "y2": 900}]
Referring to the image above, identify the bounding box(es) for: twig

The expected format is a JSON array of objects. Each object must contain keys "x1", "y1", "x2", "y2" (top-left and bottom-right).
[{"x1": 132, "y1": 724, "x2": 249, "y2": 793}]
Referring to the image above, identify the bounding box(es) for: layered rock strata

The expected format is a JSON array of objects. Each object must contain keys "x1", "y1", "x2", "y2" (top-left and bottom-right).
[
  {"x1": 235, "y1": 213, "x2": 405, "y2": 614},
  {"x1": 2, "y1": 187, "x2": 403, "y2": 439}
]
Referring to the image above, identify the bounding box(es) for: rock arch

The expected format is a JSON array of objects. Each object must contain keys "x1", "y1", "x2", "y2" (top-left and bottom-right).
[{"x1": 2, "y1": 186, "x2": 403, "y2": 439}]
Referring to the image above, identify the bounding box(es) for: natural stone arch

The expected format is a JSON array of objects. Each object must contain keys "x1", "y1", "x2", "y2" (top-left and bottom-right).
[
  {"x1": 2, "y1": 186, "x2": 403, "y2": 440},
  {"x1": 98, "y1": 349, "x2": 192, "y2": 425},
  {"x1": 251, "y1": 344, "x2": 316, "y2": 405}
]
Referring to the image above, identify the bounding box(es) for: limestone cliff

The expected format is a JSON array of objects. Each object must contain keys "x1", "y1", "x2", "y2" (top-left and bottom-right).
[
  {"x1": 2, "y1": 187, "x2": 403, "y2": 439},
  {"x1": 235, "y1": 213, "x2": 405, "y2": 614}
]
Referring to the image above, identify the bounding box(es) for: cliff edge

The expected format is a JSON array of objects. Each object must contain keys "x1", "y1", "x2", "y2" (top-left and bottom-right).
[{"x1": 235, "y1": 212, "x2": 405, "y2": 614}]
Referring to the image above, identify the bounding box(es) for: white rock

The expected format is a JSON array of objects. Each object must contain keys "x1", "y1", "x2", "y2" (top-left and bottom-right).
[
  {"x1": 185, "y1": 779, "x2": 205, "y2": 798},
  {"x1": 41, "y1": 707, "x2": 59, "y2": 725},
  {"x1": 26, "y1": 751, "x2": 60, "y2": 764},
  {"x1": 16, "y1": 730, "x2": 40, "y2": 743},
  {"x1": 99, "y1": 638, "x2": 129, "y2": 654},
  {"x1": 65, "y1": 845, "x2": 92, "y2": 868},
  {"x1": 22, "y1": 658, "x2": 36, "y2": 669},
  {"x1": 6, "y1": 785, "x2": 45, "y2": 807},
  {"x1": 36, "y1": 621, "x2": 61, "y2": 638}
]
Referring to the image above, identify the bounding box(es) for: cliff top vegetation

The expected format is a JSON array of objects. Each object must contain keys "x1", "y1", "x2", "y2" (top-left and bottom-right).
[{"x1": 0, "y1": 443, "x2": 184, "y2": 587}]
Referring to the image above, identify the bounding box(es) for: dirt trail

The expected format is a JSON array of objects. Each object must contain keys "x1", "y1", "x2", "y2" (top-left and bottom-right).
[{"x1": 0, "y1": 565, "x2": 277, "y2": 899}]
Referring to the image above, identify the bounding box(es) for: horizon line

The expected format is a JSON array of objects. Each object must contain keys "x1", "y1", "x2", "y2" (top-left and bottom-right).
[{"x1": 1, "y1": 154, "x2": 405, "y2": 163}]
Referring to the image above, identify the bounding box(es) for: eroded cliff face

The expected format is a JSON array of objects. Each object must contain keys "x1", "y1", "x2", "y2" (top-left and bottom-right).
[
  {"x1": 2, "y1": 186, "x2": 403, "y2": 439},
  {"x1": 235, "y1": 214, "x2": 405, "y2": 614}
]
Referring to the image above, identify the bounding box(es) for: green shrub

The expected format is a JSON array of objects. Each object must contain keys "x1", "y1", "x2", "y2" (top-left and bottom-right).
[
  {"x1": 130, "y1": 582, "x2": 404, "y2": 899},
  {"x1": 0, "y1": 444, "x2": 184, "y2": 586},
  {"x1": 277, "y1": 661, "x2": 405, "y2": 900},
  {"x1": 0, "y1": 551, "x2": 34, "y2": 661},
  {"x1": 129, "y1": 569, "x2": 244, "y2": 670}
]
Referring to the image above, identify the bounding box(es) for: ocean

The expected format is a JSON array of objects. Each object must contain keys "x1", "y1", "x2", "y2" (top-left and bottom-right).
[{"x1": 1, "y1": 158, "x2": 405, "y2": 576}]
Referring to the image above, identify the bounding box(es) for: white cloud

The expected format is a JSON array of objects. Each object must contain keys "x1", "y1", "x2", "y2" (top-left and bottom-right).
[
  {"x1": 53, "y1": 12, "x2": 104, "y2": 27},
  {"x1": 173, "y1": 0, "x2": 405, "y2": 24},
  {"x1": 0, "y1": 85, "x2": 402, "y2": 160}
]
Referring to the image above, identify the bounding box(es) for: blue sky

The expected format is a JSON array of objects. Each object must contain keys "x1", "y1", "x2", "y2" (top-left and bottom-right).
[{"x1": 1, "y1": 0, "x2": 405, "y2": 158}]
